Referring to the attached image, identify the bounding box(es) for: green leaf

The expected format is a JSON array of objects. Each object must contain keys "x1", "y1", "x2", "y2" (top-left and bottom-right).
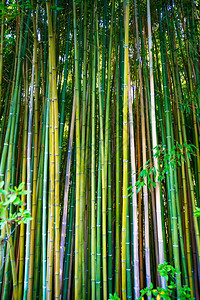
[
  {"x1": 51, "y1": 6, "x2": 64, "y2": 11},
  {"x1": 152, "y1": 181, "x2": 156, "y2": 188},
  {"x1": 17, "y1": 182, "x2": 25, "y2": 191},
  {"x1": 153, "y1": 167, "x2": 157, "y2": 175},
  {"x1": 147, "y1": 291, "x2": 151, "y2": 297},
  {"x1": 13, "y1": 198, "x2": 21, "y2": 205},
  {"x1": 168, "y1": 284, "x2": 175, "y2": 289},
  {"x1": 0, "y1": 222, "x2": 5, "y2": 229},
  {"x1": 3, "y1": 199, "x2": 13, "y2": 206},
  {"x1": 194, "y1": 207, "x2": 200, "y2": 217},
  {"x1": 18, "y1": 190, "x2": 29, "y2": 195},
  {"x1": 13, "y1": 197, "x2": 24, "y2": 206},
  {"x1": 0, "y1": 208, "x2": 5, "y2": 218},
  {"x1": 0, "y1": 181, "x2": 4, "y2": 189},
  {"x1": 24, "y1": 216, "x2": 33, "y2": 221},
  {"x1": 127, "y1": 186, "x2": 133, "y2": 190},
  {"x1": 136, "y1": 186, "x2": 142, "y2": 194},
  {"x1": 140, "y1": 290, "x2": 146, "y2": 296},
  {"x1": 8, "y1": 194, "x2": 17, "y2": 202},
  {"x1": 0, "y1": 190, "x2": 8, "y2": 195}
]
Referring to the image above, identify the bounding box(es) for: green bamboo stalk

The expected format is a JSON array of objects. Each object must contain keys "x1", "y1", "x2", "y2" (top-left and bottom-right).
[
  {"x1": 91, "y1": 8, "x2": 96, "y2": 297},
  {"x1": 102, "y1": 1, "x2": 115, "y2": 297},
  {"x1": 42, "y1": 92, "x2": 49, "y2": 300},
  {"x1": 115, "y1": 33, "x2": 120, "y2": 296},
  {"x1": 79, "y1": 2, "x2": 88, "y2": 296},
  {"x1": 96, "y1": 13, "x2": 103, "y2": 298},
  {"x1": 0, "y1": 0, "x2": 5, "y2": 115},
  {"x1": 73, "y1": 1, "x2": 81, "y2": 298},
  {"x1": 158, "y1": 8, "x2": 182, "y2": 296}
]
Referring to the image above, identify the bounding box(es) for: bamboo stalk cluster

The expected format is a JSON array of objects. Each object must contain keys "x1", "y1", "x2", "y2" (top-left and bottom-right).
[{"x1": 0, "y1": 0, "x2": 199, "y2": 299}]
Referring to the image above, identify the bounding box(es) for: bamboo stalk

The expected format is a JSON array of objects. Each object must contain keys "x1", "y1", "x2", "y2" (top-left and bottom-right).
[
  {"x1": 121, "y1": 1, "x2": 129, "y2": 299},
  {"x1": 147, "y1": 0, "x2": 166, "y2": 290}
]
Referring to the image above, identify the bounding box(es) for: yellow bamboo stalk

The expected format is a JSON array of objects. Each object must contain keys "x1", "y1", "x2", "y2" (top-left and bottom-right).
[
  {"x1": 46, "y1": 12, "x2": 54, "y2": 300},
  {"x1": 122, "y1": 1, "x2": 129, "y2": 299},
  {"x1": 46, "y1": 3, "x2": 60, "y2": 298}
]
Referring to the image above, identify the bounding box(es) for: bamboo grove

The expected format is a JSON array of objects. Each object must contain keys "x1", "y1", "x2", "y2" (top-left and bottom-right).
[{"x1": 0, "y1": 0, "x2": 200, "y2": 299}]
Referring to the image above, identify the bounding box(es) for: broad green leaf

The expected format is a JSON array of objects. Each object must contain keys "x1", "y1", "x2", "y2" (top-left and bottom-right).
[
  {"x1": 8, "y1": 194, "x2": 17, "y2": 202},
  {"x1": 0, "y1": 181, "x2": 4, "y2": 188},
  {"x1": 0, "y1": 190, "x2": 8, "y2": 195},
  {"x1": 17, "y1": 182, "x2": 25, "y2": 191},
  {"x1": 18, "y1": 190, "x2": 29, "y2": 195},
  {"x1": 0, "y1": 208, "x2": 5, "y2": 218},
  {"x1": 3, "y1": 199, "x2": 13, "y2": 206}
]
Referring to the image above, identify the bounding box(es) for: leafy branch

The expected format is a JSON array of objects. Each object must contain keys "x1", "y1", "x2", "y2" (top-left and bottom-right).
[
  {"x1": 129, "y1": 142, "x2": 196, "y2": 194},
  {"x1": 0, "y1": 181, "x2": 32, "y2": 242},
  {"x1": 137, "y1": 262, "x2": 193, "y2": 300}
]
